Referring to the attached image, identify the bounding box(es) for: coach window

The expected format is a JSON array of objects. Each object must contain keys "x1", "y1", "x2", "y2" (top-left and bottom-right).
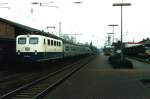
[
  {"x1": 66, "y1": 46, "x2": 69, "y2": 51},
  {"x1": 29, "y1": 37, "x2": 38, "y2": 44},
  {"x1": 18, "y1": 38, "x2": 26, "y2": 44},
  {"x1": 48, "y1": 40, "x2": 50, "y2": 46},
  {"x1": 51, "y1": 40, "x2": 53, "y2": 46}
]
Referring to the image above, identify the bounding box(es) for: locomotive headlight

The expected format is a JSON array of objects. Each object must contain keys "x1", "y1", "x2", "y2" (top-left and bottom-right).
[
  {"x1": 35, "y1": 50, "x2": 37, "y2": 55},
  {"x1": 18, "y1": 50, "x2": 20, "y2": 55}
]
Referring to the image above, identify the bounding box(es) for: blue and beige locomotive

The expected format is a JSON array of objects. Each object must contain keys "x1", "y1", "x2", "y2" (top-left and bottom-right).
[{"x1": 16, "y1": 34, "x2": 92, "y2": 62}]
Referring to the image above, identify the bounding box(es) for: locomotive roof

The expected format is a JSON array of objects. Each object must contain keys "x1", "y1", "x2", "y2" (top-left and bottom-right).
[
  {"x1": 17, "y1": 34, "x2": 89, "y2": 47},
  {"x1": 28, "y1": 32, "x2": 62, "y2": 40}
]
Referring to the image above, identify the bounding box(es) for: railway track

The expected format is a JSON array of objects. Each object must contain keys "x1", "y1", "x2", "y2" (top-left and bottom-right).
[
  {"x1": 0, "y1": 70, "x2": 50, "y2": 96},
  {"x1": 0, "y1": 55, "x2": 89, "y2": 96},
  {"x1": 0, "y1": 55, "x2": 94, "y2": 99}
]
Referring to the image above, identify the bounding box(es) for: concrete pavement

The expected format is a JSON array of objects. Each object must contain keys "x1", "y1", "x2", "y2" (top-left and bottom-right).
[{"x1": 44, "y1": 54, "x2": 148, "y2": 99}]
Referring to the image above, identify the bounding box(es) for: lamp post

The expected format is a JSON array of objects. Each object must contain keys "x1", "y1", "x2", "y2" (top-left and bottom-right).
[
  {"x1": 74, "y1": 1, "x2": 83, "y2": 4},
  {"x1": 31, "y1": 2, "x2": 58, "y2": 13},
  {"x1": 113, "y1": 3, "x2": 131, "y2": 62},
  {"x1": 0, "y1": 3, "x2": 10, "y2": 9},
  {"x1": 108, "y1": 24, "x2": 118, "y2": 44},
  {"x1": 107, "y1": 33, "x2": 114, "y2": 43},
  {"x1": 107, "y1": 35, "x2": 111, "y2": 47},
  {"x1": 31, "y1": 2, "x2": 58, "y2": 8}
]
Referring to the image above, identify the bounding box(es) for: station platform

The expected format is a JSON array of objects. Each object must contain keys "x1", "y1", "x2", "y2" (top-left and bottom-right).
[{"x1": 44, "y1": 54, "x2": 150, "y2": 99}]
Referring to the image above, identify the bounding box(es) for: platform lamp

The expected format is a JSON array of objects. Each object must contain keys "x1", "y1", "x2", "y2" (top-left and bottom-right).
[
  {"x1": 0, "y1": 3, "x2": 10, "y2": 9},
  {"x1": 113, "y1": 3, "x2": 131, "y2": 62},
  {"x1": 108, "y1": 24, "x2": 118, "y2": 44}
]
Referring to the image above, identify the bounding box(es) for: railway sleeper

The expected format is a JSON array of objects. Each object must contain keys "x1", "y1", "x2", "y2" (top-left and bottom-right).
[
  {"x1": 22, "y1": 90, "x2": 39, "y2": 93},
  {"x1": 27, "y1": 88, "x2": 44, "y2": 90},
  {"x1": 30, "y1": 87, "x2": 44, "y2": 90},
  {"x1": 19, "y1": 92, "x2": 37, "y2": 95},
  {"x1": 34, "y1": 84, "x2": 50, "y2": 87},
  {"x1": 28, "y1": 89, "x2": 44, "y2": 92},
  {"x1": 12, "y1": 97, "x2": 31, "y2": 99},
  {"x1": 31, "y1": 85, "x2": 49, "y2": 88},
  {"x1": 23, "y1": 89, "x2": 42, "y2": 93},
  {"x1": 14, "y1": 94, "x2": 33, "y2": 98}
]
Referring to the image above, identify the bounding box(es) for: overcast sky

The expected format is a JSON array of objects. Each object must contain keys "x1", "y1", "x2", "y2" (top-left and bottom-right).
[{"x1": 0, "y1": 0, "x2": 150, "y2": 48}]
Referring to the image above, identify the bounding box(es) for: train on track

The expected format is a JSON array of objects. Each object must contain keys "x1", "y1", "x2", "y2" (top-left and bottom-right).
[
  {"x1": 124, "y1": 42, "x2": 150, "y2": 60},
  {"x1": 16, "y1": 34, "x2": 93, "y2": 62}
]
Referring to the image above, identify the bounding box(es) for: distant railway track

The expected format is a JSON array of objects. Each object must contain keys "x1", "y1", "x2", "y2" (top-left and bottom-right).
[
  {"x1": 0, "y1": 55, "x2": 94, "y2": 99},
  {"x1": 127, "y1": 56, "x2": 150, "y2": 64}
]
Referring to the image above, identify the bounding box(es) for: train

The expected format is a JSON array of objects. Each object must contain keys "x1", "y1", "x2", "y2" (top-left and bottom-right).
[
  {"x1": 16, "y1": 34, "x2": 92, "y2": 62},
  {"x1": 124, "y1": 42, "x2": 150, "y2": 60}
]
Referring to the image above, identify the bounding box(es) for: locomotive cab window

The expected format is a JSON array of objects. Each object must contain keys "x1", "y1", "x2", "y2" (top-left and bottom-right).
[
  {"x1": 18, "y1": 38, "x2": 26, "y2": 44},
  {"x1": 29, "y1": 37, "x2": 38, "y2": 44}
]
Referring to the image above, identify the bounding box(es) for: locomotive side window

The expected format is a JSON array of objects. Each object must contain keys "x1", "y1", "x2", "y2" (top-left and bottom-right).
[
  {"x1": 44, "y1": 39, "x2": 45, "y2": 45},
  {"x1": 29, "y1": 37, "x2": 38, "y2": 44},
  {"x1": 57, "y1": 41, "x2": 59, "y2": 46},
  {"x1": 48, "y1": 39, "x2": 50, "y2": 46},
  {"x1": 51, "y1": 40, "x2": 53, "y2": 46},
  {"x1": 18, "y1": 38, "x2": 26, "y2": 44},
  {"x1": 54, "y1": 41, "x2": 56, "y2": 46},
  {"x1": 59, "y1": 42, "x2": 61, "y2": 46}
]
